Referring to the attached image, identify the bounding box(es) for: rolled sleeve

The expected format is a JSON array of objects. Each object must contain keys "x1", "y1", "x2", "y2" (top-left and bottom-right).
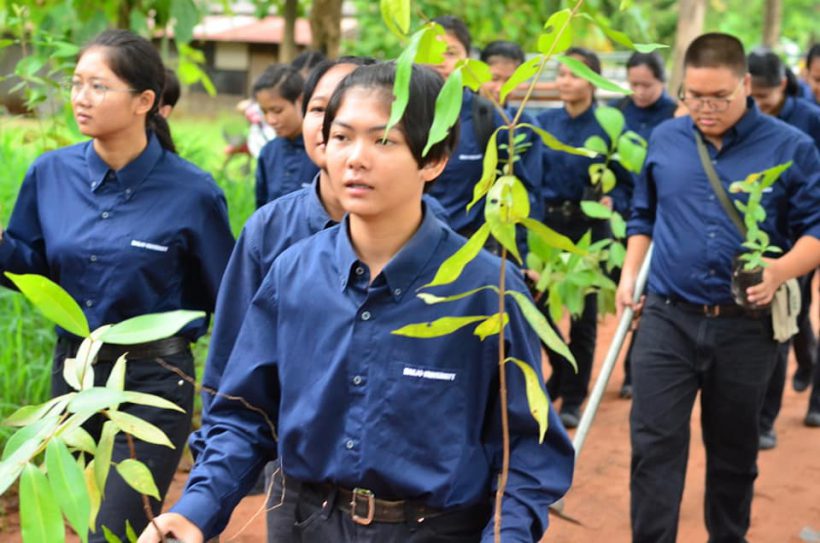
[
  {"x1": 626, "y1": 159, "x2": 656, "y2": 238},
  {"x1": 785, "y1": 139, "x2": 820, "y2": 241}
]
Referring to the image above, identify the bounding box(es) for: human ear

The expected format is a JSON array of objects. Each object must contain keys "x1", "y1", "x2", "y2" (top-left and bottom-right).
[
  {"x1": 134, "y1": 89, "x2": 156, "y2": 116},
  {"x1": 420, "y1": 155, "x2": 449, "y2": 183}
]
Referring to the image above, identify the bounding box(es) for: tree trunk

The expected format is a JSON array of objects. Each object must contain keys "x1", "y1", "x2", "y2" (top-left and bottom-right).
[
  {"x1": 280, "y1": 0, "x2": 298, "y2": 62},
  {"x1": 309, "y1": 0, "x2": 343, "y2": 58},
  {"x1": 668, "y1": 0, "x2": 707, "y2": 96},
  {"x1": 762, "y1": 0, "x2": 782, "y2": 48}
]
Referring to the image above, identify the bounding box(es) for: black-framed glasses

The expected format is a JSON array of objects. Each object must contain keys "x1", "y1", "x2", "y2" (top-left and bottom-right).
[
  {"x1": 677, "y1": 81, "x2": 743, "y2": 113},
  {"x1": 65, "y1": 79, "x2": 136, "y2": 104}
]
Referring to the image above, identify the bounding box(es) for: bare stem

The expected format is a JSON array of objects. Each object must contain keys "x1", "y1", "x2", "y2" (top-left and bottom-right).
[
  {"x1": 493, "y1": 248, "x2": 510, "y2": 543},
  {"x1": 125, "y1": 432, "x2": 167, "y2": 543}
]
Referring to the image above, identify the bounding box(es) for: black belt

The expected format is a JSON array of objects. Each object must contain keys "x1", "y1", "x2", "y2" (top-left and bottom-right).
[
  {"x1": 656, "y1": 295, "x2": 770, "y2": 319},
  {"x1": 544, "y1": 200, "x2": 596, "y2": 220},
  {"x1": 60, "y1": 336, "x2": 189, "y2": 362}
]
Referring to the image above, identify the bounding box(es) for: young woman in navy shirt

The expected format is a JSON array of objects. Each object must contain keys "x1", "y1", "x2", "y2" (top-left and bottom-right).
[{"x1": 0, "y1": 30, "x2": 234, "y2": 540}]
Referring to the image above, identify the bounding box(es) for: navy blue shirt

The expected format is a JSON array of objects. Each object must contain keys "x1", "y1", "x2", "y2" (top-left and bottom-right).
[
  {"x1": 177, "y1": 208, "x2": 574, "y2": 541},
  {"x1": 0, "y1": 133, "x2": 235, "y2": 340},
  {"x1": 778, "y1": 95, "x2": 820, "y2": 148},
  {"x1": 255, "y1": 135, "x2": 319, "y2": 208},
  {"x1": 429, "y1": 90, "x2": 543, "y2": 233},
  {"x1": 536, "y1": 104, "x2": 634, "y2": 215},
  {"x1": 613, "y1": 92, "x2": 677, "y2": 141},
  {"x1": 628, "y1": 100, "x2": 820, "y2": 305}
]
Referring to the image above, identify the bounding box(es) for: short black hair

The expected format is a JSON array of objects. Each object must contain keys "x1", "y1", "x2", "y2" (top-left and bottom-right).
[
  {"x1": 291, "y1": 50, "x2": 326, "y2": 73},
  {"x1": 566, "y1": 46, "x2": 601, "y2": 75},
  {"x1": 748, "y1": 47, "x2": 800, "y2": 96},
  {"x1": 160, "y1": 67, "x2": 181, "y2": 108},
  {"x1": 480, "y1": 40, "x2": 525, "y2": 66},
  {"x1": 432, "y1": 15, "x2": 471, "y2": 54},
  {"x1": 302, "y1": 56, "x2": 376, "y2": 116},
  {"x1": 252, "y1": 64, "x2": 304, "y2": 103},
  {"x1": 807, "y1": 44, "x2": 820, "y2": 69},
  {"x1": 684, "y1": 33, "x2": 747, "y2": 77},
  {"x1": 323, "y1": 63, "x2": 459, "y2": 169},
  {"x1": 626, "y1": 51, "x2": 666, "y2": 82}
]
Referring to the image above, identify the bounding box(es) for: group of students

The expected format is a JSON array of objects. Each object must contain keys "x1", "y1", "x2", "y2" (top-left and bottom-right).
[{"x1": 0, "y1": 16, "x2": 819, "y2": 543}]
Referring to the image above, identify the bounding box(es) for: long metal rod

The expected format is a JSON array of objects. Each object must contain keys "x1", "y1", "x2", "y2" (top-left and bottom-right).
[{"x1": 550, "y1": 243, "x2": 653, "y2": 514}]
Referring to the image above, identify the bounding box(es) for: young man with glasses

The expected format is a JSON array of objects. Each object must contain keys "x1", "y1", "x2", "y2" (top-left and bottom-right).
[{"x1": 617, "y1": 33, "x2": 820, "y2": 542}]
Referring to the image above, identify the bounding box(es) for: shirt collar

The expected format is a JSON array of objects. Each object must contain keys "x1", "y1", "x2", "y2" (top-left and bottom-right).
[
  {"x1": 335, "y1": 203, "x2": 445, "y2": 300},
  {"x1": 306, "y1": 172, "x2": 336, "y2": 231},
  {"x1": 561, "y1": 102, "x2": 596, "y2": 123},
  {"x1": 85, "y1": 132, "x2": 163, "y2": 193},
  {"x1": 778, "y1": 95, "x2": 796, "y2": 120}
]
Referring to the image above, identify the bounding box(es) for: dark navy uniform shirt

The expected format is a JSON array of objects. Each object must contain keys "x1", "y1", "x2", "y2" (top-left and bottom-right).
[
  {"x1": 613, "y1": 92, "x2": 677, "y2": 141},
  {"x1": 176, "y1": 207, "x2": 574, "y2": 541},
  {"x1": 778, "y1": 95, "x2": 820, "y2": 148},
  {"x1": 429, "y1": 90, "x2": 543, "y2": 233},
  {"x1": 628, "y1": 100, "x2": 820, "y2": 305},
  {"x1": 0, "y1": 133, "x2": 235, "y2": 340},
  {"x1": 536, "y1": 104, "x2": 634, "y2": 215},
  {"x1": 254, "y1": 135, "x2": 319, "y2": 208}
]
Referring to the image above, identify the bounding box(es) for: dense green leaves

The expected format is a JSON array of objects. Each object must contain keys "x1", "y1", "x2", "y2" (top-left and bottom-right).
[
  {"x1": 115, "y1": 459, "x2": 160, "y2": 500},
  {"x1": 96, "y1": 310, "x2": 204, "y2": 345},
  {"x1": 20, "y1": 463, "x2": 65, "y2": 543},
  {"x1": 4, "y1": 272, "x2": 90, "y2": 338},
  {"x1": 392, "y1": 316, "x2": 490, "y2": 338},
  {"x1": 506, "y1": 358, "x2": 549, "y2": 443},
  {"x1": 46, "y1": 438, "x2": 90, "y2": 543},
  {"x1": 380, "y1": 0, "x2": 411, "y2": 37},
  {"x1": 423, "y1": 66, "x2": 463, "y2": 156},
  {"x1": 422, "y1": 223, "x2": 491, "y2": 287},
  {"x1": 538, "y1": 9, "x2": 573, "y2": 55},
  {"x1": 170, "y1": 0, "x2": 199, "y2": 45},
  {"x1": 555, "y1": 55, "x2": 631, "y2": 95}
]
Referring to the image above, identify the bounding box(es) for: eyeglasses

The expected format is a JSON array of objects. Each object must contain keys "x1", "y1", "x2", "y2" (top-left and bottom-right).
[
  {"x1": 66, "y1": 79, "x2": 136, "y2": 104},
  {"x1": 678, "y1": 81, "x2": 743, "y2": 113}
]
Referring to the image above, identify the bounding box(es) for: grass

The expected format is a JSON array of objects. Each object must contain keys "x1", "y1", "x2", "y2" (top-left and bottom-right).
[{"x1": 0, "y1": 113, "x2": 258, "y2": 449}]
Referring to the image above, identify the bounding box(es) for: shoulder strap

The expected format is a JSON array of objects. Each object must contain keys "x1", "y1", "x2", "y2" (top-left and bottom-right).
[
  {"x1": 471, "y1": 93, "x2": 496, "y2": 153},
  {"x1": 693, "y1": 131, "x2": 747, "y2": 237}
]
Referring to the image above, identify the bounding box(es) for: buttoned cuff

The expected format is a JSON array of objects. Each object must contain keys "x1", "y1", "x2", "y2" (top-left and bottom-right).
[
  {"x1": 170, "y1": 489, "x2": 223, "y2": 540},
  {"x1": 626, "y1": 219, "x2": 654, "y2": 238}
]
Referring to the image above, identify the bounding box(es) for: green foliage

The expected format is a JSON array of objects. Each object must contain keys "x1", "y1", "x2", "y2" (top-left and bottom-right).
[
  {"x1": 46, "y1": 438, "x2": 91, "y2": 543},
  {"x1": 4, "y1": 273, "x2": 91, "y2": 337},
  {"x1": 115, "y1": 459, "x2": 160, "y2": 500},
  {"x1": 729, "y1": 162, "x2": 792, "y2": 271},
  {"x1": 20, "y1": 462, "x2": 65, "y2": 543}
]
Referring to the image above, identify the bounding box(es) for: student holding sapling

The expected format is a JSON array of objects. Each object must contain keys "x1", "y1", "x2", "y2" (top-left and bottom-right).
[
  {"x1": 140, "y1": 62, "x2": 574, "y2": 543},
  {"x1": 617, "y1": 33, "x2": 820, "y2": 543},
  {"x1": 0, "y1": 29, "x2": 234, "y2": 540}
]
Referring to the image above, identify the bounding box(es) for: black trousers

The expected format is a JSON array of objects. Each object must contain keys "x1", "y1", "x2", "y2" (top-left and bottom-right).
[
  {"x1": 630, "y1": 295, "x2": 777, "y2": 543},
  {"x1": 266, "y1": 476, "x2": 490, "y2": 543},
  {"x1": 52, "y1": 339, "x2": 194, "y2": 542},
  {"x1": 541, "y1": 210, "x2": 610, "y2": 409}
]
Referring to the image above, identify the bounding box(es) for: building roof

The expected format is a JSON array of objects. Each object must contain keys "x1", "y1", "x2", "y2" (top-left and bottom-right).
[{"x1": 190, "y1": 15, "x2": 357, "y2": 45}]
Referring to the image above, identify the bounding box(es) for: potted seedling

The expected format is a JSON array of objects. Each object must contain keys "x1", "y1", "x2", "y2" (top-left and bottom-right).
[{"x1": 728, "y1": 161, "x2": 792, "y2": 309}]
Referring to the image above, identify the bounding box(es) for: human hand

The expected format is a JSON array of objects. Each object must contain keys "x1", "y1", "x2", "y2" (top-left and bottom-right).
[
  {"x1": 137, "y1": 513, "x2": 203, "y2": 543},
  {"x1": 616, "y1": 273, "x2": 644, "y2": 320},
  {"x1": 600, "y1": 196, "x2": 613, "y2": 210},
  {"x1": 746, "y1": 258, "x2": 784, "y2": 307}
]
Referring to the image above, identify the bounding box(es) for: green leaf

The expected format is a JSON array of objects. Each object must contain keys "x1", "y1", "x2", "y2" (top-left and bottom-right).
[
  {"x1": 579, "y1": 11, "x2": 667, "y2": 53},
  {"x1": 521, "y1": 123, "x2": 597, "y2": 157},
  {"x1": 506, "y1": 358, "x2": 550, "y2": 443},
  {"x1": 129, "y1": 10, "x2": 149, "y2": 35},
  {"x1": 522, "y1": 218, "x2": 584, "y2": 255},
  {"x1": 601, "y1": 168, "x2": 617, "y2": 193},
  {"x1": 633, "y1": 43, "x2": 669, "y2": 53},
  {"x1": 106, "y1": 354, "x2": 127, "y2": 412},
  {"x1": 484, "y1": 177, "x2": 524, "y2": 263},
  {"x1": 97, "y1": 310, "x2": 202, "y2": 345},
  {"x1": 466, "y1": 128, "x2": 501, "y2": 212},
  {"x1": 170, "y1": 0, "x2": 199, "y2": 45},
  {"x1": 62, "y1": 426, "x2": 96, "y2": 455},
  {"x1": 102, "y1": 526, "x2": 123, "y2": 543},
  {"x1": 423, "y1": 66, "x2": 463, "y2": 156},
  {"x1": 20, "y1": 463, "x2": 65, "y2": 543},
  {"x1": 115, "y1": 459, "x2": 160, "y2": 500},
  {"x1": 68, "y1": 388, "x2": 129, "y2": 414},
  {"x1": 584, "y1": 135, "x2": 609, "y2": 155},
  {"x1": 417, "y1": 285, "x2": 499, "y2": 305},
  {"x1": 474, "y1": 312, "x2": 509, "y2": 340},
  {"x1": 608, "y1": 241, "x2": 626, "y2": 268},
  {"x1": 610, "y1": 212, "x2": 627, "y2": 239},
  {"x1": 616, "y1": 131, "x2": 647, "y2": 173},
  {"x1": 392, "y1": 316, "x2": 489, "y2": 338},
  {"x1": 422, "y1": 223, "x2": 491, "y2": 288},
  {"x1": 555, "y1": 55, "x2": 631, "y2": 94},
  {"x1": 95, "y1": 421, "x2": 118, "y2": 496},
  {"x1": 506, "y1": 290, "x2": 576, "y2": 371},
  {"x1": 46, "y1": 439, "x2": 90, "y2": 543},
  {"x1": 107, "y1": 411, "x2": 175, "y2": 449},
  {"x1": 15, "y1": 55, "x2": 45, "y2": 77},
  {"x1": 380, "y1": 0, "x2": 411, "y2": 38},
  {"x1": 414, "y1": 23, "x2": 447, "y2": 64},
  {"x1": 3, "y1": 394, "x2": 73, "y2": 427},
  {"x1": 0, "y1": 415, "x2": 60, "y2": 496},
  {"x1": 461, "y1": 59, "x2": 492, "y2": 91},
  {"x1": 122, "y1": 391, "x2": 186, "y2": 413},
  {"x1": 3, "y1": 272, "x2": 90, "y2": 337},
  {"x1": 500, "y1": 56, "x2": 542, "y2": 105},
  {"x1": 580, "y1": 201, "x2": 612, "y2": 220},
  {"x1": 538, "y1": 9, "x2": 573, "y2": 55},
  {"x1": 85, "y1": 461, "x2": 101, "y2": 533},
  {"x1": 125, "y1": 520, "x2": 138, "y2": 543},
  {"x1": 594, "y1": 106, "x2": 625, "y2": 143},
  {"x1": 388, "y1": 25, "x2": 435, "y2": 136}
]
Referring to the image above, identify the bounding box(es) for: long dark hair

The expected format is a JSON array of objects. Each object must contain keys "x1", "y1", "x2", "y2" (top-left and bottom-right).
[
  {"x1": 79, "y1": 29, "x2": 176, "y2": 153},
  {"x1": 748, "y1": 48, "x2": 799, "y2": 97},
  {"x1": 301, "y1": 56, "x2": 376, "y2": 116}
]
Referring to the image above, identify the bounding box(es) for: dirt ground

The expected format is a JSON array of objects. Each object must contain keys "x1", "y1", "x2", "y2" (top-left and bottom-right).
[{"x1": 3, "y1": 310, "x2": 820, "y2": 542}]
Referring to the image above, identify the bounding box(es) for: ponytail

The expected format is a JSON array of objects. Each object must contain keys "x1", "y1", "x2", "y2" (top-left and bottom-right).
[{"x1": 148, "y1": 110, "x2": 176, "y2": 153}]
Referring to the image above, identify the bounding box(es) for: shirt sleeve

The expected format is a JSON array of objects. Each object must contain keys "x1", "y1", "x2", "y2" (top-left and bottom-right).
[
  {"x1": 198, "y1": 220, "x2": 264, "y2": 420},
  {"x1": 608, "y1": 160, "x2": 635, "y2": 217},
  {"x1": 172, "y1": 272, "x2": 281, "y2": 538},
  {"x1": 785, "y1": 139, "x2": 820, "y2": 240},
  {"x1": 626, "y1": 150, "x2": 657, "y2": 238},
  {"x1": 0, "y1": 163, "x2": 50, "y2": 289},
  {"x1": 480, "y1": 280, "x2": 575, "y2": 543},
  {"x1": 255, "y1": 149, "x2": 269, "y2": 209}
]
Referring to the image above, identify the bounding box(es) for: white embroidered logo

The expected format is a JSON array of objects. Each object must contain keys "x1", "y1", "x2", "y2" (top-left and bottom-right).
[
  {"x1": 458, "y1": 154, "x2": 483, "y2": 161},
  {"x1": 130, "y1": 240, "x2": 169, "y2": 253},
  {"x1": 403, "y1": 366, "x2": 456, "y2": 382}
]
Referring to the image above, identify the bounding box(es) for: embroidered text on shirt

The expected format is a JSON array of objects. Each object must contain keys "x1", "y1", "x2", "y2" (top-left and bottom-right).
[
  {"x1": 130, "y1": 240, "x2": 169, "y2": 253},
  {"x1": 403, "y1": 366, "x2": 456, "y2": 382}
]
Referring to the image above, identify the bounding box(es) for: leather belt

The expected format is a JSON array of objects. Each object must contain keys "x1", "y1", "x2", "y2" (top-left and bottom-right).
[
  {"x1": 60, "y1": 336, "x2": 189, "y2": 362},
  {"x1": 658, "y1": 295, "x2": 770, "y2": 319}
]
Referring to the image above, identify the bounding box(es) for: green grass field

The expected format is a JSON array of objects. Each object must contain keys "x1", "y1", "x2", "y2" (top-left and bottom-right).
[{"x1": 0, "y1": 114, "x2": 257, "y2": 447}]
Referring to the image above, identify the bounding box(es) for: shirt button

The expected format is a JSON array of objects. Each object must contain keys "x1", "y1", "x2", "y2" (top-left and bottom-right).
[
  {"x1": 708, "y1": 233, "x2": 715, "y2": 238},
  {"x1": 393, "y1": 288, "x2": 402, "y2": 296},
  {"x1": 352, "y1": 375, "x2": 363, "y2": 385},
  {"x1": 708, "y1": 195, "x2": 715, "y2": 201},
  {"x1": 345, "y1": 439, "x2": 356, "y2": 450},
  {"x1": 709, "y1": 269, "x2": 716, "y2": 275},
  {"x1": 355, "y1": 266, "x2": 365, "y2": 276},
  {"x1": 90, "y1": 255, "x2": 98, "y2": 262},
  {"x1": 85, "y1": 299, "x2": 94, "y2": 307},
  {"x1": 361, "y1": 311, "x2": 371, "y2": 321},
  {"x1": 101, "y1": 211, "x2": 110, "y2": 219},
  {"x1": 125, "y1": 188, "x2": 132, "y2": 196}
]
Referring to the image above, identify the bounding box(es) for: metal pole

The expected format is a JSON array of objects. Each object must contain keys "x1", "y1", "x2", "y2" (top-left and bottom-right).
[{"x1": 550, "y1": 243, "x2": 653, "y2": 514}]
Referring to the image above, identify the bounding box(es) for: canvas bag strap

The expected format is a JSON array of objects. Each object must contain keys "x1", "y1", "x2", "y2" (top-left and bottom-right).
[{"x1": 693, "y1": 131, "x2": 747, "y2": 237}]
